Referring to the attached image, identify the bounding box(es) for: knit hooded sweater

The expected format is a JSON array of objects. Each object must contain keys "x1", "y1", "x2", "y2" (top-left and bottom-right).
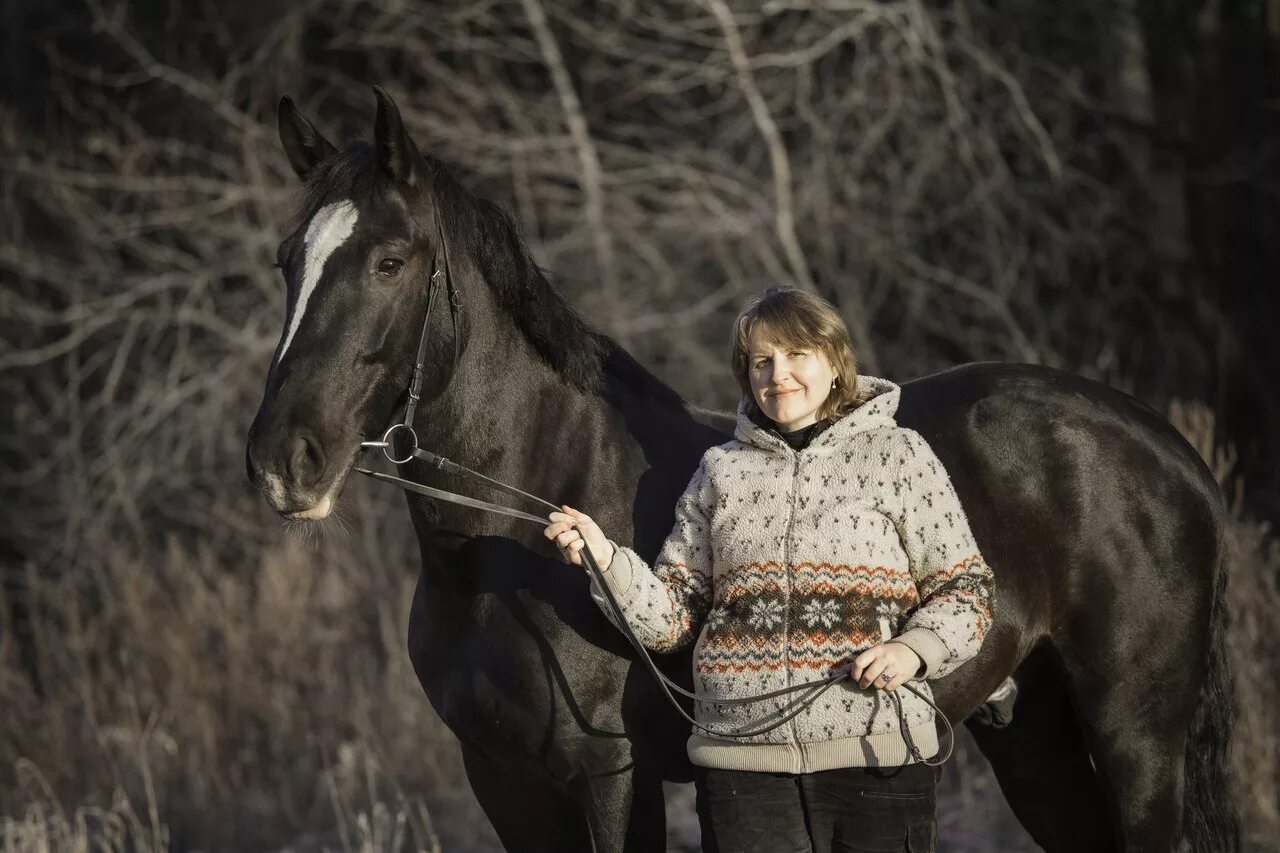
[{"x1": 590, "y1": 375, "x2": 996, "y2": 773}]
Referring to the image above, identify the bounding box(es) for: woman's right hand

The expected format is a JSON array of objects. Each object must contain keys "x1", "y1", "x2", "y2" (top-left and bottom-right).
[{"x1": 544, "y1": 505, "x2": 615, "y2": 571}]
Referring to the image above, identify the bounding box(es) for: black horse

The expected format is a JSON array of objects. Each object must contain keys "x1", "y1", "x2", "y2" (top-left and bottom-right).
[{"x1": 245, "y1": 89, "x2": 1238, "y2": 852}]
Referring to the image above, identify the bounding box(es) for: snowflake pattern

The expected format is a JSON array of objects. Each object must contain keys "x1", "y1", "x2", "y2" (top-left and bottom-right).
[
  {"x1": 800, "y1": 598, "x2": 841, "y2": 630},
  {"x1": 747, "y1": 599, "x2": 784, "y2": 630},
  {"x1": 876, "y1": 600, "x2": 902, "y2": 642}
]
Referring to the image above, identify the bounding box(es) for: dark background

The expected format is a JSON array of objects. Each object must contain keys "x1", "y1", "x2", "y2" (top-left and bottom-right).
[{"x1": 2, "y1": 1, "x2": 1277, "y2": 850}]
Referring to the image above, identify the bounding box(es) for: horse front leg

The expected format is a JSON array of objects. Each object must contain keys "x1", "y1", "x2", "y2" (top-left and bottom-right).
[
  {"x1": 459, "y1": 742, "x2": 594, "y2": 852},
  {"x1": 573, "y1": 757, "x2": 668, "y2": 853}
]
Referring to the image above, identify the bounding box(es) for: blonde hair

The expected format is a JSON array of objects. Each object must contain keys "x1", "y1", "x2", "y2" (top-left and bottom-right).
[{"x1": 730, "y1": 285, "x2": 863, "y2": 423}]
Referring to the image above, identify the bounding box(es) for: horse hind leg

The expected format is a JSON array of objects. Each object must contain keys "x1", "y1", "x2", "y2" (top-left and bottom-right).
[
  {"x1": 1054, "y1": 576, "x2": 1217, "y2": 852},
  {"x1": 1056, "y1": 543, "x2": 1239, "y2": 853},
  {"x1": 966, "y1": 641, "x2": 1118, "y2": 852}
]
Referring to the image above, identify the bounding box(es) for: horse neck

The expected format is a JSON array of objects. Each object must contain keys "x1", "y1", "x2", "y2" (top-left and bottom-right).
[
  {"x1": 415, "y1": 318, "x2": 583, "y2": 465},
  {"x1": 404, "y1": 312, "x2": 715, "y2": 550},
  {"x1": 403, "y1": 273, "x2": 622, "y2": 504}
]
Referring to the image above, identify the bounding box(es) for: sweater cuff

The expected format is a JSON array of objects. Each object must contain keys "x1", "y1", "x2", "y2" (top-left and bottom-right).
[
  {"x1": 889, "y1": 627, "x2": 949, "y2": 680},
  {"x1": 592, "y1": 539, "x2": 635, "y2": 598}
]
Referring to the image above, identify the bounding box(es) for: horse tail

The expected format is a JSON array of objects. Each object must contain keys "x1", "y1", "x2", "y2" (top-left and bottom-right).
[{"x1": 1180, "y1": 523, "x2": 1241, "y2": 851}]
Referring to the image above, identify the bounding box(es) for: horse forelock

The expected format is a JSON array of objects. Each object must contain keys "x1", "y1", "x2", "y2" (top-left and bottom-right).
[{"x1": 288, "y1": 142, "x2": 386, "y2": 229}]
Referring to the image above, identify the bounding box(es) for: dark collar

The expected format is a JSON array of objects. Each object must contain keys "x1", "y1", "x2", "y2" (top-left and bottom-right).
[{"x1": 747, "y1": 405, "x2": 834, "y2": 451}]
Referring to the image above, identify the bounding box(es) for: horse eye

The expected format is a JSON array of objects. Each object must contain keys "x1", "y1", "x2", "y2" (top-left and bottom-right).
[{"x1": 376, "y1": 258, "x2": 405, "y2": 277}]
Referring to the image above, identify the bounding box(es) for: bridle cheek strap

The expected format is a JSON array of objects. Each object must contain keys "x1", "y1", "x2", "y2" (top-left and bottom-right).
[
  {"x1": 359, "y1": 201, "x2": 460, "y2": 465},
  {"x1": 402, "y1": 264, "x2": 439, "y2": 430}
]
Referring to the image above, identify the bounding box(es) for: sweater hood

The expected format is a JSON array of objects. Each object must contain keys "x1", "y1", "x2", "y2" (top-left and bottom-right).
[{"x1": 734, "y1": 374, "x2": 901, "y2": 454}]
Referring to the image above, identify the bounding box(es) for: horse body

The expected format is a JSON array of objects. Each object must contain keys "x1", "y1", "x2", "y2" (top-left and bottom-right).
[
  {"x1": 246, "y1": 89, "x2": 1237, "y2": 852},
  {"x1": 897, "y1": 364, "x2": 1233, "y2": 851}
]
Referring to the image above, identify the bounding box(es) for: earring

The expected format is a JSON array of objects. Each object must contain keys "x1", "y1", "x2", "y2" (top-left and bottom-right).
[{"x1": 831, "y1": 378, "x2": 838, "y2": 389}]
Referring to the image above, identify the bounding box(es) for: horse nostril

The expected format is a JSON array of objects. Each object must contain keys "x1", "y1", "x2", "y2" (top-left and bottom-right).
[
  {"x1": 286, "y1": 433, "x2": 326, "y2": 489},
  {"x1": 246, "y1": 445, "x2": 259, "y2": 487}
]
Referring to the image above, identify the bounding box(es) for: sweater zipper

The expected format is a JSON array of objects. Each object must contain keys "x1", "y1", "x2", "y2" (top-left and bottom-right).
[{"x1": 782, "y1": 449, "x2": 802, "y2": 750}]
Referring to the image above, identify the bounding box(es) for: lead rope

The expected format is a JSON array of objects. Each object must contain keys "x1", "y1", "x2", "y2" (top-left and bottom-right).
[
  {"x1": 582, "y1": 537, "x2": 952, "y2": 764},
  {"x1": 358, "y1": 434, "x2": 955, "y2": 765}
]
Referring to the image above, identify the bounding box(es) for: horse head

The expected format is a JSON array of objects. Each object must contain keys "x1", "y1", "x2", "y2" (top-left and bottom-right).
[{"x1": 246, "y1": 87, "x2": 457, "y2": 519}]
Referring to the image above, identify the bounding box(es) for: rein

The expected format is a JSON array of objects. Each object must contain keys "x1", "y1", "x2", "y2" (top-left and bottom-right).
[{"x1": 353, "y1": 205, "x2": 953, "y2": 766}]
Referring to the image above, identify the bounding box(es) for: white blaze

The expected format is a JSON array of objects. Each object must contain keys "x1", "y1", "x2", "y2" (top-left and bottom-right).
[{"x1": 276, "y1": 199, "x2": 358, "y2": 363}]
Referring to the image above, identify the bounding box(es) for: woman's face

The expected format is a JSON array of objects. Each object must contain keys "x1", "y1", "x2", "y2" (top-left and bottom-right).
[{"x1": 746, "y1": 329, "x2": 837, "y2": 432}]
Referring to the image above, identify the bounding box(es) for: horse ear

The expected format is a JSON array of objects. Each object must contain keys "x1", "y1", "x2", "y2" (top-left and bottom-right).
[
  {"x1": 373, "y1": 86, "x2": 423, "y2": 187},
  {"x1": 278, "y1": 96, "x2": 337, "y2": 182}
]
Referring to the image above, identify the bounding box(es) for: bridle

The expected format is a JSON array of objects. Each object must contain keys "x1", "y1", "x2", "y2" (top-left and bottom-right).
[{"x1": 353, "y1": 203, "x2": 953, "y2": 766}]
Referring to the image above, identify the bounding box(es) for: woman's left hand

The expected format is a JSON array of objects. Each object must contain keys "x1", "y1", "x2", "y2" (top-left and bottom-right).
[{"x1": 845, "y1": 642, "x2": 923, "y2": 692}]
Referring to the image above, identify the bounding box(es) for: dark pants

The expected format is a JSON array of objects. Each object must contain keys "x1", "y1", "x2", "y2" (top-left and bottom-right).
[{"x1": 694, "y1": 761, "x2": 940, "y2": 853}]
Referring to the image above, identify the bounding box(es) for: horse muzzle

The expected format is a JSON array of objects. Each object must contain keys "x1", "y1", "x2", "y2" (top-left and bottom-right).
[{"x1": 246, "y1": 420, "x2": 354, "y2": 519}]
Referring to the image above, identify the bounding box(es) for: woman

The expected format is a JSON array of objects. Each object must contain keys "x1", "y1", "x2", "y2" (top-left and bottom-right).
[{"x1": 543, "y1": 285, "x2": 996, "y2": 853}]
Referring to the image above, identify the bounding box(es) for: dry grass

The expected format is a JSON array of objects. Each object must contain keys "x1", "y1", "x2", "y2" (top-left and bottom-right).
[
  {"x1": 0, "y1": 537, "x2": 496, "y2": 851},
  {"x1": 1223, "y1": 506, "x2": 1280, "y2": 851}
]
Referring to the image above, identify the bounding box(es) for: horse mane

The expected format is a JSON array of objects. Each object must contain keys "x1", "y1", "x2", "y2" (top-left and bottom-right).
[{"x1": 428, "y1": 156, "x2": 611, "y2": 396}]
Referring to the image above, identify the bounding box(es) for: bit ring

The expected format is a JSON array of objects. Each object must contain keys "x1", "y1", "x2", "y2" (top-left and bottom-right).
[{"x1": 380, "y1": 423, "x2": 419, "y2": 465}]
